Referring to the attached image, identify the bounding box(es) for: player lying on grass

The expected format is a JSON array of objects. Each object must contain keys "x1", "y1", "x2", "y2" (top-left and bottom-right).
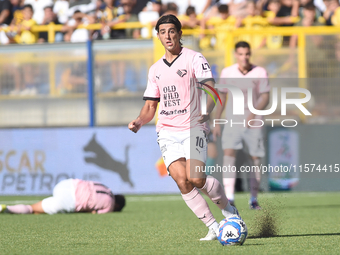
[
  {"x1": 128, "y1": 14, "x2": 240, "y2": 241},
  {"x1": 0, "y1": 179, "x2": 125, "y2": 215}
]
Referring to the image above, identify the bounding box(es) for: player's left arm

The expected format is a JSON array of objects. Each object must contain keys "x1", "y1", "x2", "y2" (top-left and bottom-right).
[
  {"x1": 193, "y1": 53, "x2": 217, "y2": 123},
  {"x1": 198, "y1": 79, "x2": 217, "y2": 123}
]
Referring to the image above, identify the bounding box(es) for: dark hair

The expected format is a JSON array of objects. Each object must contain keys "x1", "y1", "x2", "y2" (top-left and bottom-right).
[
  {"x1": 218, "y1": 4, "x2": 229, "y2": 14},
  {"x1": 303, "y1": 0, "x2": 315, "y2": 9},
  {"x1": 166, "y1": 3, "x2": 178, "y2": 13},
  {"x1": 155, "y1": 14, "x2": 182, "y2": 33},
  {"x1": 186, "y1": 6, "x2": 196, "y2": 16},
  {"x1": 114, "y1": 194, "x2": 126, "y2": 212},
  {"x1": 44, "y1": 5, "x2": 54, "y2": 11},
  {"x1": 235, "y1": 41, "x2": 251, "y2": 50},
  {"x1": 23, "y1": 4, "x2": 33, "y2": 12}
]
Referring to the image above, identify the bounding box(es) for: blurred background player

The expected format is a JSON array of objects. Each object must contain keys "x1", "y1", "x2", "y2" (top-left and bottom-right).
[
  {"x1": 0, "y1": 178, "x2": 126, "y2": 214},
  {"x1": 213, "y1": 41, "x2": 270, "y2": 210},
  {"x1": 128, "y1": 14, "x2": 239, "y2": 241}
]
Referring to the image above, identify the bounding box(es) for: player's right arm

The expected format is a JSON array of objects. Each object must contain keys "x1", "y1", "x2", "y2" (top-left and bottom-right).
[
  {"x1": 128, "y1": 100, "x2": 158, "y2": 133},
  {"x1": 129, "y1": 65, "x2": 159, "y2": 133}
]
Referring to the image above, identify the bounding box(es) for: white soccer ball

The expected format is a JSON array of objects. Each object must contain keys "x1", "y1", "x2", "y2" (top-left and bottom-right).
[{"x1": 218, "y1": 216, "x2": 248, "y2": 246}]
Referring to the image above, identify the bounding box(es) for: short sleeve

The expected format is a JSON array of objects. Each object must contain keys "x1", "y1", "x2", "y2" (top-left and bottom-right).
[
  {"x1": 258, "y1": 68, "x2": 270, "y2": 94},
  {"x1": 192, "y1": 53, "x2": 215, "y2": 84},
  {"x1": 143, "y1": 66, "x2": 160, "y2": 101}
]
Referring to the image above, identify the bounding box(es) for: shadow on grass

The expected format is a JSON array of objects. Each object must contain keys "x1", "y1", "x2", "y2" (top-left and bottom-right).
[{"x1": 248, "y1": 232, "x2": 340, "y2": 239}]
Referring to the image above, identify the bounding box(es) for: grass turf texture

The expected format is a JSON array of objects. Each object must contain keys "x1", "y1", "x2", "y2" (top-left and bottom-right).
[{"x1": 0, "y1": 192, "x2": 340, "y2": 255}]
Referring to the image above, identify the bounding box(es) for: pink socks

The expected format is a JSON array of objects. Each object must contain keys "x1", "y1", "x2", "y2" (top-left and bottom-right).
[
  {"x1": 182, "y1": 187, "x2": 216, "y2": 227},
  {"x1": 199, "y1": 176, "x2": 229, "y2": 210},
  {"x1": 6, "y1": 204, "x2": 33, "y2": 214}
]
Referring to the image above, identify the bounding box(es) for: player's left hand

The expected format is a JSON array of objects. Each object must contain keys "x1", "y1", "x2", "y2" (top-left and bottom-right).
[{"x1": 198, "y1": 114, "x2": 210, "y2": 124}]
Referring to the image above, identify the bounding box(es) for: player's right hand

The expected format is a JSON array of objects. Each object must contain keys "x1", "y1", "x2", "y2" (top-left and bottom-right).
[
  {"x1": 212, "y1": 125, "x2": 221, "y2": 142},
  {"x1": 128, "y1": 119, "x2": 142, "y2": 133}
]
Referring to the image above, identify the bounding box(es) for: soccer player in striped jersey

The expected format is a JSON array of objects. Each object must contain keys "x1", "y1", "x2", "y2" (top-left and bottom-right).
[
  {"x1": 128, "y1": 14, "x2": 239, "y2": 241},
  {"x1": 213, "y1": 41, "x2": 270, "y2": 210},
  {"x1": 0, "y1": 179, "x2": 125, "y2": 214}
]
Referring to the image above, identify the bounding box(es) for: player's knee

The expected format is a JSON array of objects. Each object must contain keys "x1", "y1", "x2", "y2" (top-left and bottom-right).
[
  {"x1": 224, "y1": 149, "x2": 236, "y2": 157},
  {"x1": 188, "y1": 177, "x2": 205, "y2": 189},
  {"x1": 176, "y1": 179, "x2": 193, "y2": 193}
]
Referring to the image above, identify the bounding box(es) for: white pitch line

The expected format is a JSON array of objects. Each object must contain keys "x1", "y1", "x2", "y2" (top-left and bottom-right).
[
  {"x1": 0, "y1": 200, "x2": 40, "y2": 205},
  {"x1": 127, "y1": 196, "x2": 182, "y2": 202},
  {"x1": 0, "y1": 192, "x2": 338, "y2": 205}
]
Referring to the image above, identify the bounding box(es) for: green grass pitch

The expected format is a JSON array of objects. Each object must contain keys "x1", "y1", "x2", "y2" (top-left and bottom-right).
[{"x1": 0, "y1": 192, "x2": 340, "y2": 255}]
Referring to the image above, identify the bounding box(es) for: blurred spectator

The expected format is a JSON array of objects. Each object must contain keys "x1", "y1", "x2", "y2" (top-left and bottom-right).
[
  {"x1": 200, "y1": 4, "x2": 236, "y2": 49},
  {"x1": 58, "y1": 62, "x2": 87, "y2": 94},
  {"x1": 139, "y1": 0, "x2": 162, "y2": 38},
  {"x1": 237, "y1": 1, "x2": 268, "y2": 48},
  {"x1": 179, "y1": 6, "x2": 200, "y2": 29},
  {"x1": 220, "y1": 0, "x2": 248, "y2": 18},
  {"x1": 61, "y1": 9, "x2": 95, "y2": 42},
  {"x1": 38, "y1": 6, "x2": 63, "y2": 43},
  {"x1": 93, "y1": 0, "x2": 104, "y2": 20},
  {"x1": 265, "y1": 0, "x2": 282, "y2": 15},
  {"x1": 161, "y1": 0, "x2": 188, "y2": 15},
  {"x1": 296, "y1": 0, "x2": 322, "y2": 26},
  {"x1": 200, "y1": 4, "x2": 233, "y2": 31},
  {"x1": 236, "y1": 0, "x2": 258, "y2": 26},
  {"x1": 267, "y1": 0, "x2": 299, "y2": 26},
  {"x1": 0, "y1": 0, "x2": 24, "y2": 45},
  {"x1": 142, "y1": 0, "x2": 162, "y2": 13},
  {"x1": 53, "y1": 0, "x2": 70, "y2": 24},
  {"x1": 163, "y1": 2, "x2": 178, "y2": 16},
  {"x1": 130, "y1": 0, "x2": 150, "y2": 15},
  {"x1": 314, "y1": 0, "x2": 326, "y2": 12},
  {"x1": 10, "y1": 0, "x2": 24, "y2": 25},
  {"x1": 323, "y1": 0, "x2": 339, "y2": 25},
  {"x1": 0, "y1": 0, "x2": 13, "y2": 44},
  {"x1": 7, "y1": 4, "x2": 38, "y2": 44},
  {"x1": 0, "y1": 0, "x2": 12, "y2": 25},
  {"x1": 24, "y1": 0, "x2": 53, "y2": 24},
  {"x1": 97, "y1": 0, "x2": 126, "y2": 40},
  {"x1": 189, "y1": 0, "x2": 212, "y2": 16},
  {"x1": 120, "y1": 0, "x2": 140, "y2": 39},
  {"x1": 68, "y1": 0, "x2": 96, "y2": 17}
]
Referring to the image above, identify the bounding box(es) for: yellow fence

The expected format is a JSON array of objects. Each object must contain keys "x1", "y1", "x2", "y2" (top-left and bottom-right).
[
  {"x1": 2, "y1": 23, "x2": 340, "y2": 96},
  {"x1": 2, "y1": 22, "x2": 340, "y2": 80}
]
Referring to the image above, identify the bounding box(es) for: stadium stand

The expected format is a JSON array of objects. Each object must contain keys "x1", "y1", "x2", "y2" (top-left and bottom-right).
[{"x1": 0, "y1": 0, "x2": 340, "y2": 127}]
